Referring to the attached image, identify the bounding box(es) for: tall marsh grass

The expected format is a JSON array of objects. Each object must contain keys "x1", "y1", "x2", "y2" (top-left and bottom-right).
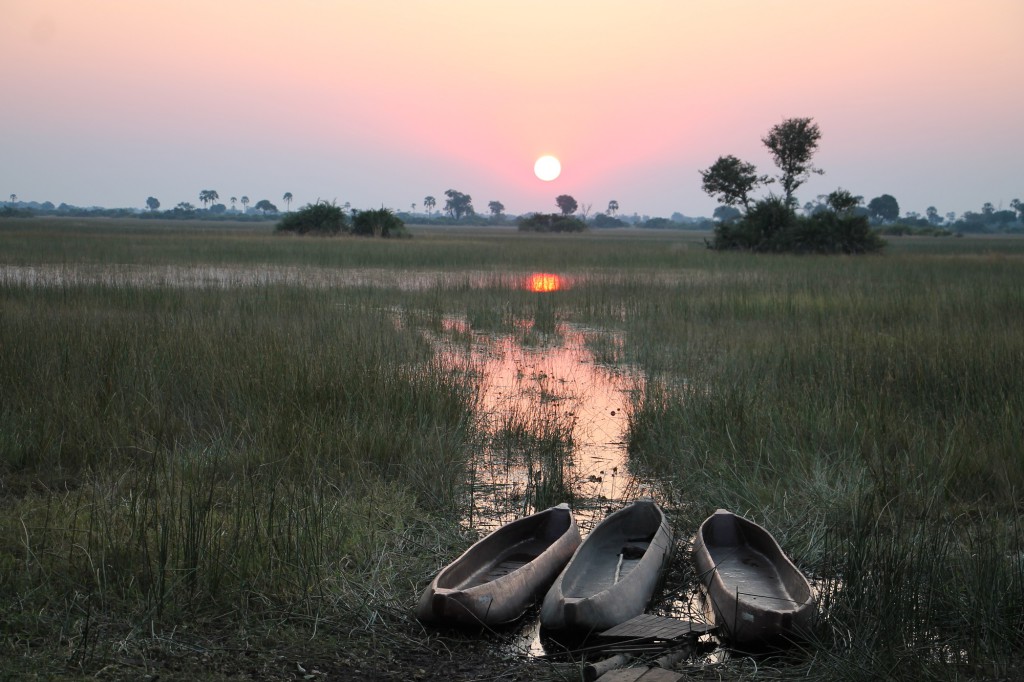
[
  {"x1": 1, "y1": 218, "x2": 1021, "y2": 678},
  {"x1": 0, "y1": 280, "x2": 479, "y2": 672},
  {"x1": 625, "y1": 252, "x2": 1024, "y2": 679}
]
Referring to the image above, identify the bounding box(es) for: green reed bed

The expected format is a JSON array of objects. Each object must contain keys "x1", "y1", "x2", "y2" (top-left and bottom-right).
[
  {"x1": 2, "y1": 219, "x2": 1022, "y2": 679},
  {"x1": 0, "y1": 281, "x2": 483, "y2": 676},
  {"x1": 625, "y1": 252, "x2": 1024, "y2": 679}
]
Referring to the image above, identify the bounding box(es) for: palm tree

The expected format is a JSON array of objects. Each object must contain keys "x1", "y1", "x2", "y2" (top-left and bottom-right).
[
  {"x1": 423, "y1": 195, "x2": 436, "y2": 218},
  {"x1": 607, "y1": 200, "x2": 619, "y2": 216},
  {"x1": 283, "y1": 192, "x2": 293, "y2": 212},
  {"x1": 240, "y1": 196, "x2": 250, "y2": 213},
  {"x1": 199, "y1": 189, "x2": 219, "y2": 208},
  {"x1": 230, "y1": 196, "x2": 237, "y2": 211},
  {"x1": 8, "y1": 194, "x2": 16, "y2": 204}
]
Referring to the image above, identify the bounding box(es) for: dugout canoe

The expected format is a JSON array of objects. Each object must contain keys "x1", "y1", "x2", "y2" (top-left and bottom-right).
[
  {"x1": 539, "y1": 499, "x2": 673, "y2": 632},
  {"x1": 693, "y1": 509, "x2": 815, "y2": 643},
  {"x1": 416, "y1": 503, "x2": 581, "y2": 627}
]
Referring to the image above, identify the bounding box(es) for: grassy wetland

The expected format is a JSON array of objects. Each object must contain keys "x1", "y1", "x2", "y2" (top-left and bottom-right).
[{"x1": 1, "y1": 217, "x2": 1023, "y2": 680}]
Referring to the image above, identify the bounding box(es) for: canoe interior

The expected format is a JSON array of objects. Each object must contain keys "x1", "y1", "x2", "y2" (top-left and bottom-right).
[
  {"x1": 435, "y1": 507, "x2": 573, "y2": 591},
  {"x1": 464, "y1": 538, "x2": 554, "y2": 588},
  {"x1": 703, "y1": 513, "x2": 811, "y2": 612},
  {"x1": 560, "y1": 503, "x2": 664, "y2": 598}
]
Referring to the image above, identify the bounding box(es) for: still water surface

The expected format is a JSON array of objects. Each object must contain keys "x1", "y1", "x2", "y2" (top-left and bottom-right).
[{"x1": 437, "y1": 317, "x2": 651, "y2": 534}]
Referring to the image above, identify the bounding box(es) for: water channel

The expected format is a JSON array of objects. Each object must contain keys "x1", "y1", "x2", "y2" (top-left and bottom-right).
[
  {"x1": 441, "y1": 317, "x2": 653, "y2": 533},
  {"x1": 428, "y1": 276, "x2": 725, "y2": 661}
]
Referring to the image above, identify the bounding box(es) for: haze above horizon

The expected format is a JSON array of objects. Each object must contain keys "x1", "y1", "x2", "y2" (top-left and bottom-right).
[{"x1": 2, "y1": 1, "x2": 1021, "y2": 219}]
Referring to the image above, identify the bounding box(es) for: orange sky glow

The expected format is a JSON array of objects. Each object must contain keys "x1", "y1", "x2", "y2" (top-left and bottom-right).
[{"x1": 2, "y1": 0, "x2": 1021, "y2": 217}]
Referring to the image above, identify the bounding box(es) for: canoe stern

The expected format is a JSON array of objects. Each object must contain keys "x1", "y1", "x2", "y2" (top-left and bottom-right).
[
  {"x1": 417, "y1": 587, "x2": 495, "y2": 626},
  {"x1": 693, "y1": 509, "x2": 816, "y2": 644}
]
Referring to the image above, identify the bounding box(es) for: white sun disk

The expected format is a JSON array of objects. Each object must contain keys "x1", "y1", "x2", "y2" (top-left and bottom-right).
[{"x1": 534, "y1": 155, "x2": 561, "y2": 181}]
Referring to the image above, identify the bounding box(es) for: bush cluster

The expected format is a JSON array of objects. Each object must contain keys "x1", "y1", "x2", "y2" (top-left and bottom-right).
[
  {"x1": 277, "y1": 203, "x2": 409, "y2": 238},
  {"x1": 276, "y1": 201, "x2": 348, "y2": 235},
  {"x1": 517, "y1": 213, "x2": 587, "y2": 233},
  {"x1": 710, "y1": 196, "x2": 884, "y2": 254},
  {"x1": 351, "y1": 207, "x2": 409, "y2": 238},
  {"x1": 590, "y1": 213, "x2": 626, "y2": 228}
]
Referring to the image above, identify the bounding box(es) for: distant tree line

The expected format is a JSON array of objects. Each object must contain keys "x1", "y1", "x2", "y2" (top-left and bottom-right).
[{"x1": 7, "y1": 173, "x2": 1019, "y2": 236}]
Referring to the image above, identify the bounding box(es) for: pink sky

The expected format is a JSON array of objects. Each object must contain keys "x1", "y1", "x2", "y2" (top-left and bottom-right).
[{"x1": 2, "y1": 0, "x2": 1021, "y2": 218}]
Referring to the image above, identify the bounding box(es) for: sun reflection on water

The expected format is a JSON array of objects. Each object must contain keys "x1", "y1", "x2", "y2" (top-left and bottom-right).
[{"x1": 524, "y1": 272, "x2": 565, "y2": 293}]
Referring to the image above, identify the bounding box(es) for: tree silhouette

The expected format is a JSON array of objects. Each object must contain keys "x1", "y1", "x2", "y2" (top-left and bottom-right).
[
  {"x1": 699, "y1": 155, "x2": 770, "y2": 210},
  {"x1": 556, "y1": 194, "x2": 578, "y2": 216},
  {"x1": 423, "y1": 195, "x2": 436, "y2": 218},
  {"x1": 488, "y1": 200, "x2": 505, "y2": 218},
  {"x1": 607, "y1": 200, "x2": 618, "y2": 216},
  {"x1": 146, "y1": 196, "x2": 160, "y2": 211},
  {"x1": 254, "y1": 199, "x2": 278, "y2": 215},
  {"x1": 443, "y1": 190, "x2": 474, "y2": 220},
  {"x1": 240, "y1": 196, "x2": 250, "y2": 213},
  {"x1": 762, "y1": 117, "x2": 823, "y2": 207},
  {"x1": 867, "y1": 195, "x2": 899, "y2": 223},
  {"x1": 230, "y1": 196, "x2": 237, "y2": 210},
  {"x1": 283, "y1": 192, "x2": 293, "y2": 212},
  {"x1": 8, "y1": 194, "x2": 16, "y2": 204},
  {"x1": 199, "y1": 189, "x2": 219, "y2": 208}
]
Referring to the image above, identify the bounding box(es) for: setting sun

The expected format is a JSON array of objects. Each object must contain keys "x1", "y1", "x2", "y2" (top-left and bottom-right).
[{"x1": 534, "y1": 155, "x2": 561, "y2": 182}]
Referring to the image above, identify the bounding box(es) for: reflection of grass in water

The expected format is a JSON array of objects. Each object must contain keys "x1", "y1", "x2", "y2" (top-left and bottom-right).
[
  {"x1": 531, "y1": 294, "x2": 558, "y2": 336},
  {"x1": 584, "y1": 330, "x2": 626, "y2": 366},
  {"x1": 486, "y1": 400, "x2": 578, "y2": 517}
]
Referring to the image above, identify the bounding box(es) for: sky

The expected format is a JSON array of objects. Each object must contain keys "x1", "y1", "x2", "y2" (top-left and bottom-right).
[{"x1": 2, "y1": 0, "x2": 1022, "y2": 218}]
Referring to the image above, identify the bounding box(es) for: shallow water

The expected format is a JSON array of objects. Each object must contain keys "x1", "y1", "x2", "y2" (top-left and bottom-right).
[
  {"x1": 429, "y1": 312, "x2": 700, "y2": 660},
  {"x1": 437, "y1": 317, "x2": 651, "y2": 534}
]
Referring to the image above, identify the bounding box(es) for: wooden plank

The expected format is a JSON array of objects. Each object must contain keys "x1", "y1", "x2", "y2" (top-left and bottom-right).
[
  {"x1": 600, "y1": 614, "x2": 714, "y2": 641},
  {"x1": 596, "y1": 668, "x2": 648, "y2": 682}
]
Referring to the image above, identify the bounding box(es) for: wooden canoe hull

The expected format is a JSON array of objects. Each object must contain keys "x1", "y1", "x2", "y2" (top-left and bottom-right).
[
  {"x1": 693, "y1": 509, "x2": 815, "y2": 643},
  {"x1": 540, "y1": 500, "x2": 673, "y2": 632},
  {"x1": 416, "y1": 503, "x2": 581, "y2": 627}
]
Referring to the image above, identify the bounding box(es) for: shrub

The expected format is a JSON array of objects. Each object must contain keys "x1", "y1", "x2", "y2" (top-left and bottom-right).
[
  {"x1": 590, "y1": 213, "x2": 626, "y2": 228},
  {"x1": 517, "y1": 213, "x2": 587, "y2": 233},
  {"x1": 710, "y1": 195, "x2": 884, "y2": 254},
  {"x1": 276, "y1": 201, "x2": 347, "y2": 235},
  {"x1": 351, "y1": 208, "x2": 409, "y2": 238}
]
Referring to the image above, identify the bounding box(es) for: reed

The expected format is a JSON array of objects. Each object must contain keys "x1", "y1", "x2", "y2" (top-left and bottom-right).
[
  {"x1": 0, "y1": 277, "x2": 483, "y2": 675},
  {"x1": 1, "y1": 218, "x2": 1021, "y2": 679},
  {"x1": 624, "y1": 249, "x2": 1024, "y2": 679}
]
